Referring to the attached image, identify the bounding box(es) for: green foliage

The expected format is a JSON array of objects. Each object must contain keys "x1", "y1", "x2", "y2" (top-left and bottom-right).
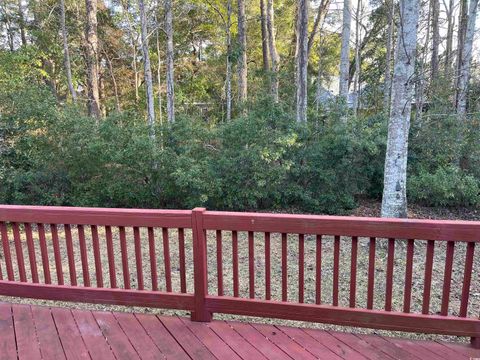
[{"x1": 409, "y1": 166, "x2": 480, "y2": 207}]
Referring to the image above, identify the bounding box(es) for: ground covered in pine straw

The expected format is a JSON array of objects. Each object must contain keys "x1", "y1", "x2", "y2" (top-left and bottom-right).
[{"x1": 1, "y1": 200, "x2": 480, "y2": 344}]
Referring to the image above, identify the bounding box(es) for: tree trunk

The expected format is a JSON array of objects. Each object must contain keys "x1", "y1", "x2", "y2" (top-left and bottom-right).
[
  {"x1": 18, "y1": 0, "x2": 27, "y2": 45},
  {"x1": 237, "y1": 0, "x2": 248, "y2": 103},
  {"x1": 155, "y1": 14, "x2": 163, "y2": 126},
  {"x1": 430, "y1": 0, "x2": 440, "y2": 81},
  {"x1": 381, "y1": 0, "x2": 419, "y2": 218},
  {"x1": 226, "y1": 0, "x2": 233, "y2": 120},
  {"x1": 307, "y1": 0, "x2": 330, "y2": 56},
  {"x1": 383, "y1": 0, "x2": 394, "y2": 112},
  {"x1": 267, "y1": 0, "x2": 279, "y2": 102},
  {"x1": 339, "y1": 0, "x2": 351, "y2": 99},
  {"x1": 295, "y1": 0, "x2": 308, "y2": 123},
  {"x1": 353, "y1": 0, "x2": 362, "y2": 116},
  {"x1": 104, "y1": 51, "x2": 121, "y2": 112},
  {"x1": 415, "y1": 1, "x2": 431, "y2": 123},
  {"x1": 85, "y1": 0, "x2": 101, "y2": 119},
  {"x1": 165, "y1": 0, "x2": 175, "y2": 123},
  {"x1": 456, "y1": 0, "x2": 479, "y2": 115},
  {"x1": 444, "y1": 0, "x2": 454, "y2": 77},
  {"x1": 139, "y1": 0, "x2": 155, "y2": 138},
  {"x1": 455, "y1": 0, "x2": 468, "y2": 102},
  {"x1": 260, "y1": 0, "x2": 269, "y2": 72},
  {"x1": 60, "y1": 0, "x2": 77, "y2": 102}
]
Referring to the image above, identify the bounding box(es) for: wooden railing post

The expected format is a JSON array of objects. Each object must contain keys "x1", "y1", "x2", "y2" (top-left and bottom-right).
[{"x1": 191, "y1": 208, "x2": 212, "y2": 322}]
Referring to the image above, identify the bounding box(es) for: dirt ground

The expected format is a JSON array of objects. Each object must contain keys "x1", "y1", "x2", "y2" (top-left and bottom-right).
[{"x1": 1, "y1": 201, "x2": 479, "y2": 344}]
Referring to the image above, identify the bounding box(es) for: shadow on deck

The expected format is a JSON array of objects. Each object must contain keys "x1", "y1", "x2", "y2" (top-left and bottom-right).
[{"x1": 1, "y1": 302, "x2": 478, "y2": 360}]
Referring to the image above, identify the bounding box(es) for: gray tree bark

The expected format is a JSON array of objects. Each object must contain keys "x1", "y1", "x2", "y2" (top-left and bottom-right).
[
  {"x1": 60, "y1": 0, "x2": 77, "y2": 102},
  {"x1": 18, "y1": 0, "x2": 27, "y2": 45},
  {"x1": 381, "y1": 0, "x2": 419, "y2": 218},
  {"x1": 383, "y1": 0, "x2": 394, "y2": 112},
  {"x1": 139, "y1": 0, "x2": 155, "y2": 138},
  {"x1": 431, "y1": 0, "x2": 440, "y2": 80},
  {"x1": 165, "y1": 0, "x2": 175, "y2": 123},
  {"x1": 237, "y1": 0, "x2": 248, "y2": 103},
  {"x1": 339, "y1": 0, "x2": 351, "y2": 99},
  {"x1": 85, "y1": 0, "x2": 101, "y2": 119},
  {"x1": 456, "y1": 0, "x2": 479, "y2": 115},
  {"x1": 260, "y1": 0, "x2": 269, "y2": 72},
  {"x1": 444, "y1": 0, "x2": 455, "y2": 77},
  {"x1": 295, "y1": 0, "x2": 308, "y2": 122},
  {"x1": 226, "y1": 0, "x2": 233, "y2": 120},
  {"x1": 267, "y1": 0, "x2": 279, "y2": 102}
]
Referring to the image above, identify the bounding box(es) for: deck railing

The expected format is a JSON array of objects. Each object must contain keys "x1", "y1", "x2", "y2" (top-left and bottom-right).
[{"x1": 0, "y1": 205, "x2": 479, "y2": 346}]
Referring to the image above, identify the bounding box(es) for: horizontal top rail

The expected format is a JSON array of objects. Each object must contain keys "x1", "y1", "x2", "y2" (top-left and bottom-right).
[
  {"x1": 203, "y1": 211, "x2": 480, "y2": 241},
  {"x1": 0, "y1": 205, "x2": 192, "y2": 228}
]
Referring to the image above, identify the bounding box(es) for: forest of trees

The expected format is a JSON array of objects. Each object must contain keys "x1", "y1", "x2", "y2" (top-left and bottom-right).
[{"x1": 0, "y1": 0, "x2": 479, "y2": 217}]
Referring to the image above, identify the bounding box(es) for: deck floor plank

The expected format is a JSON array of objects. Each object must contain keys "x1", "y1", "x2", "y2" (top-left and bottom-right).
[
  {"x1": 93, "y1": 311, "x2": 140, "y2": 360},
  {"x1": 227, "y1": 320, "x2": 292, "y2": 360},
  {"x1": 252, "y1": 323, "x2": 318, "y2": 360},
  {"x1": 179, "y1": 317, "x2": 243, "y2": 360},
  {"x1": 2, "y1": 302, "x2": 480, "y2": 360},
  {"x1": 0, "y1": 303, "x2": 17, "y2": 360},
  {"x1": 207, "y1": 320, "x2": 268, "y2": 360},
  {"x1": 31, "y1": 306, "x2": 66, "y2": 360},
  {"x1": 278, "y1": 325, "x2": 345, "y2": 360},
  {"x1": 12, "y1": 304, "x2": 42, "y2": 360},
  {"x1": 114, "y1": 311, "x2": 164, "y2": 360},
  {"x1": 158, "y1": 316, "x2": 216, "y2": 360},
  {"x1": 51, "y1": 307, "x2": 90, "y2": 360},
  {"x1": 135, "y1": 313, "x2": 190, "y2": 360},
  {"x1": 71, "y1": 309, "x2": 115, "y2": 360}
]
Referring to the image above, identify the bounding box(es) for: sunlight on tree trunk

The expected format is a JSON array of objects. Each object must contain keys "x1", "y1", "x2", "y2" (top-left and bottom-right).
[
  {"x1": 295, "y1": 0, "x2": 308, "y2": 123},
  {"x1": 237, "y1": 0, "x2": 248, "y2": 105},
  {"x1": 60, "y1": 0, "x2": 77, "y2": 102},
  {"x1": 267, "y1": 0, "x2": 279, "y2": 102},
  {"x1": 339, "y1": 0, "x2": 351, "y2": 100},
  {"x1": 85, "y1": 0, "x2": 101, "y2": 119},
  {"x1": 165, "y1": 0, "x2": 175, "y2": 123}
]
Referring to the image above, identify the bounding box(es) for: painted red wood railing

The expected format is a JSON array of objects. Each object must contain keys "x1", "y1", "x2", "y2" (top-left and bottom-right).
[{"x1": 0, "y1": 205, "x2": 479, "y2": 347}]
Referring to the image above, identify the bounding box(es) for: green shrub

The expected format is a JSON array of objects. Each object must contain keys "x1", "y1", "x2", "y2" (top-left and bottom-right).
[{"x1": 408, "y1": 166, "x2": 480, "y2": 207}]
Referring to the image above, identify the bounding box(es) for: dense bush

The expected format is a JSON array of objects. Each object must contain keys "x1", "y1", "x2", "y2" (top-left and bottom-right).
[{"x1": 1, "y1": 84, "x2": 479, "y2": 213}]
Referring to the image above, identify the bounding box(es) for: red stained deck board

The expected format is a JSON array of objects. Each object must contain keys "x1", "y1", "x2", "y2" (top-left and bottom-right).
[
  {"x1": 227, "y1": 320, "x2": 292, "y2": 360},
  {"x1": 252, "y1": 322, "x2": 317, "y2": 360},
  {"x1": 302, "y1": 328, "x2": 369, "y2": 360},
  {"x1": 379, "y1": 337, "x2": 454, "y2": 360},
  {"x1": 277, "y1": 325, "x2": 344, "y2": 360},
  {"x1": 135, "y1": 313, "x2": 190, "y2": 360},
  {"x1": 0, "y1": 303, "x2": 17, "y2": 360},
  {"x1": 159, "y1": 315, "x2": 216, "y2": 360},
  {"x1": 436, "y1": 341, "x2": 480, "y2": 359},
  {"x1": 71, "y1": 309, "x2": 115, "y2": 360},
  {"x1": 51, "y1": 307, "x2": 90, "y2": 360},
  {"x1": 207, "y1": 320, "x2": 268, "y2": 360},
  {"x1": 114, "y1": 311, "x2": 163, "y2": 360},
  {"x1": 93, "y1": 311, "x2": 140, "y2": 360},
  {"x1": 31, "y1": 306, "x2": 66, "y2": 360},
  {"x1": 329, "y1": 331, "x2": 396, "y2": 360},
  {"x1": 179, "y1": 317, "x2": 242, "y2": 359},
  {"x1": 356, "y1": 333, "x2": 421, "y2": 360},
  {"x1": 12, "y1": 304, "x2": 42, "y2": 360}
]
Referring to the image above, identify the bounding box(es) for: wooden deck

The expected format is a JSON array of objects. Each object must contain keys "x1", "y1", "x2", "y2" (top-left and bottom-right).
[{"x1": 0, "y1": 302, "x2": 478, "y2": 360}]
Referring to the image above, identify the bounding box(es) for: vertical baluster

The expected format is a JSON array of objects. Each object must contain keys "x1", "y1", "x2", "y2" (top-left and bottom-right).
[
  {"x1": 460, "y1": 242, "x2": 475, "y2": 317},
  {"x1": 91, "y1": 225, "x2": 103, "y2": 288},
  {"x1": 1, "y1": 222, "x2": 15, "y2": 281},
  {"x1": 216, "y1": 230, "x2": 223, "y2": 296},
  {"x1": 64, "y1": 224, "x2": 77, "y2": 286},
  {"x1": 77, "y1": 225, "x2": 90, "y2": 287},
  {"x1": 385, "y1": 238, "x2": 395, "y2": 311},
  {"x1": 298, "y1": 234, "x2": 305, "y2": 303},
  {"x1": 24, "y1": 223, "x2": 39, "y2": 283},
  {"x1": 248, "y1": 231, "x2": 255, "y2": 299},
  {"x1": 134, "y1": 227, "x2": 144, "y2": 290},
  {"x1": 315, "y1": 235, "x2": 322, "y2": 305},
  {"x1": 37, "y1": 224, "x2": 51, "y2": 284},
  {"x1": 12, "y1": 223, "x2": 27, "y2": 282},
  {"x1": 422, "y1": 240, "x2": 435, "y2": 314},
  {"x1": 265, "y1": 232, "x2": 271, "y2": 300},
  {"x1": 105, "y1": 226, "x2": 117, "y2": 288},
  {"x1": 178, "y1": 228, "x2": 186, "y2": 293},
  {"x1": 349, "y1": 236, "x2": 358, "y2": 308},
  {"x1": 441, "y1": 241, "x2": 455, "y2": 315},
  {"x1": 367, "y1": 237, "x2": 376, "y2": 309},
  {"x1": 232, "y1": 231, "x2": 239, "y2": 297},
  {"x1": 163, "y1": 228, "x2": 172, "y2": 292},
  {"x1": 148, "y1": 227, "x2": 158, "y2": 291},
  {"x1": 0, "y1": 257, "x2": 2, "y2": 280},
  {"x1": 333, "y1": 235, "x2": 340, "y2": 306},
  {"x1": 403, "y1": 239, "x2": 415, "y2": 313},
  {"x1": 119, "y1": 226, "x2": 130, "y2": 289},
  {"x1": 50, "y1": 224, "x2": 64, "y2": 285},
  {"x1": 282, "y1": 233, "x2": 288, "y2": 302}
]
